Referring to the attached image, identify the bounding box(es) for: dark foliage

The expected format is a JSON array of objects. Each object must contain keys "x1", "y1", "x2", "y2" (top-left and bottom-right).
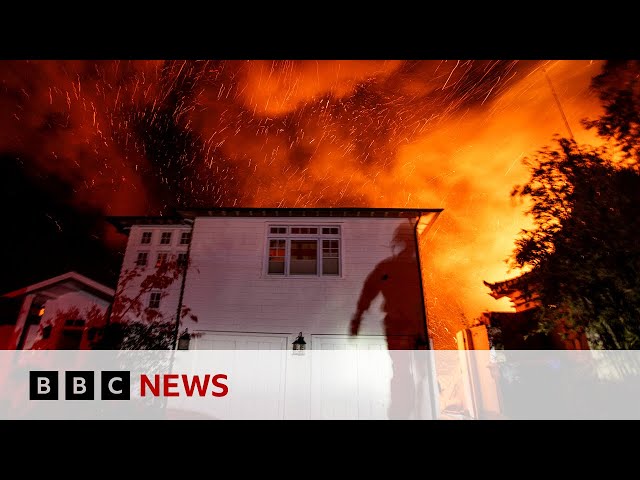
[{"x1": 511, "y1": 61, "x2": 640, "y2": 348}]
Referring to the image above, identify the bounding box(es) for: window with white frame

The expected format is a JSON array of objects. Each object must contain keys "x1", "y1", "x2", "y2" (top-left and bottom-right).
[
  {"x1": 180, "y1": 231, "x2": 191, "y2": 245},
  {"x1": 148, "y1": 292, "x2": 161, "y2": 309},
  {"x1": 136, "y1": 252, "x2": 149, "y2": 267},
  {"x1": 267, "y1": 225, "x2": 341, "y2": 276},
  {"x1": 177, "y1": 252, "x2": 188, "y2": 267},
  {"x1": 160, "y1": 232, "x2": 172, "y2": 245},
  {"x1": 140, "y1": 231, "x2": 152, "y2": 244}
]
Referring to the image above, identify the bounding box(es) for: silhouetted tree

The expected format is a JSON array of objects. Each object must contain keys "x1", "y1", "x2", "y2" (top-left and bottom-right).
[
  {"x1": 584, "y1": 60, "x2": 640, "y2": 165},
  {"x1": 96, "y1": 257, "x2": 197, "y2": 350},
  {"x1": 511, "y1": 61, "x2": 640, "y2": 349}
]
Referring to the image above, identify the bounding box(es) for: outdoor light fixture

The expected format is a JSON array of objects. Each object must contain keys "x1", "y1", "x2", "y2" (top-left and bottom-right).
[
  {"x1": 292, "y1": 332, "x2": 306, "y2": 354},
  {"x1": 177, "y1": 330, "x2": 191, "y2": 350}
]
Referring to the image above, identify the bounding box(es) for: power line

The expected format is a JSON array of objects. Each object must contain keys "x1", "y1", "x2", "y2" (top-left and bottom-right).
[{"x1": 543, "y1": 67, "x2": 575, "y2": 141}]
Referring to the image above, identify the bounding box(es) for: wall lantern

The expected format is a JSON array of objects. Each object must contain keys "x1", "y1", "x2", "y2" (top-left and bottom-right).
[
  {"x1": 177, "y1": 330, "x2": 191, "y2": 350},
  {"x1": 292, "y1": 332, "x2": 306, "y2": 354}
]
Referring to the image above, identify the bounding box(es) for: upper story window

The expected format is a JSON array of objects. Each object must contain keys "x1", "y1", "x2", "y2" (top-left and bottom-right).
[
  {"x1": 322, "y1": 239, "x2": 340, "y2": 275},
  {"x1": 177, "y1": 252, "x2": 188, "y2": 267},
  {"x1": 160, "y1": 232, "x2": 172, "y2": 245},
  {"x1": 267, "y1": 225, "x2": 341, "y2": 277},
  {"x1": 156, "y1": 252, "x2": 169, "y2": 267},
  {"x1": 180, "y1": 231, "x2": 191, "y2": 245},
  {"x1": 140, "y1": 231, "x2": 152, "y2": 244},
  {"x1": 148, "y1": 292, "x2": 161, "y2": 309},
  {"x1": 136, "y1": 252, "x2": 149, "y2": 267}
]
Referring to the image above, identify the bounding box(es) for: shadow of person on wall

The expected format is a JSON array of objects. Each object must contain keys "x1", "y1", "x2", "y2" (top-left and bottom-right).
[{"x1": 350, "y1": 221, "x2": 430, "y2": 419}]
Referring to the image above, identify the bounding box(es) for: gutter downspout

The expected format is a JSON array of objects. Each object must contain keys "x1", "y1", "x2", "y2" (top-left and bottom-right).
[{"x1": 172, "y1": 219, "x2": 195, "y2": 350}]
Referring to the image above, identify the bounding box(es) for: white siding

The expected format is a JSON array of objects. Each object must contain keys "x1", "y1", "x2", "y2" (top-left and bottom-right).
[
  {"x1": 180, "y1": 216, "x2": 422, "y2": 345},
  {"x1": 23, "y1": 290, "x2": 110, "y2": 350},
  {"x1": 116, "y1": 225, "x2": 191, "y2": 325}
]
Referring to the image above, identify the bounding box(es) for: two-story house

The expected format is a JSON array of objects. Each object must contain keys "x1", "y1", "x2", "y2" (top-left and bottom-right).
[{"x1": 108, "y1": 207, "x2": 442, "y2": 351}]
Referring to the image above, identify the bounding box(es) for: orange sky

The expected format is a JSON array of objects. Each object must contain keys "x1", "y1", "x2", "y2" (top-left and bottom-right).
[
  {"x1": 189, "y1": 60, "x2": 605, "y2": 340},
  {"x1": 1, "y1": 60, "x2": 606, "y2": 343}
]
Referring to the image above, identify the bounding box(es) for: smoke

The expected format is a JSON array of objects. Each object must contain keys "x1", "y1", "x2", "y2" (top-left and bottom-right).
[{"x1": 0, "y1": 59, "x2": 604, "y2": 345}]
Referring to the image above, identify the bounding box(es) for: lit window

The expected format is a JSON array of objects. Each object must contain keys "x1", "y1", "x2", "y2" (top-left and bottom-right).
[
  {"x1": 180, "y1": 231, "x2": 191, "y2": 245},
  {"x1": 148, "y1": 292, "x2": 161, "y2": 309},
  {"x1": 177, "y1": 252, "x2": 188, "y2": 267},
  {"x1": 266, "y1": 225, "x2": 341, "y2": 277},
  {"x1": 156, "y1": 252, "x2": 169, "y2": 267},
  {"x1": 160, "y1": 232, "x2": 172, "y2": 245},
  {"x1": 141, "y1": 231, "x2": 152, "y2": 244},
  {"x1": 136, "y1": 252, "x2": 148, "y2": 267},
  {"x1": 268, "y1": 239, "x2": 286, "y2": 275}
]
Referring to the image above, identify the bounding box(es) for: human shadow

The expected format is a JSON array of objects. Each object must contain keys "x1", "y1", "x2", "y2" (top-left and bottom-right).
[{"x1": 350, "y1": 221, "x2": 431, "y2": 419}]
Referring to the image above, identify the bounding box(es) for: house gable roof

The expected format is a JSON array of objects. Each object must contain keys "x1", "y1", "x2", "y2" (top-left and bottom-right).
[
  {"x1": 483, "y1": 271, "x2": 535, "y2": 300},
  {"x1": 2, "y1": 271, "x2": 115, "y2": 301}
]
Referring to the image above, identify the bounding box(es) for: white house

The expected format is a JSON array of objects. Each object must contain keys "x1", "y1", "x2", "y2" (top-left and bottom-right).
[
  {"x1": 108, "y1": 208, "x2": 442, "y2": 352},
  {"x1": 0, "y1": 272, "x2": 114, "y2": 350}
]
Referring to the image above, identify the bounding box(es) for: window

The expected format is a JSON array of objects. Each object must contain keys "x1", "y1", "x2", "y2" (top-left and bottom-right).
[
  {"x1": 291, "y1": 227, "x2": 318, "y2": 234},
  {"x1": 290, "y1": 240, "x2": 317, "y2": 275},
  {"x1": 42, "y1": 325, "x2": 52, "y2": 339},
  {"x1": 87, "y1": 327, "x2": 99, "y2": 342},
  {"x1": 322, "y1": 239, "x2": 340, "y2": 275},
  {"x1": 268, "y1": 239, "x2": 286, "y2": 274},
  {"x1": 141, "y1": 231, "x2": 152, "y2": 244},
  {"x1": 266, "y1": 225, "x2": 341, "y2": 277},
  {"x1": 148, "y1": 292, "x2": 161, "y2": 309},
  {"x1": 180, "y1": 231, "x2": 191, "y2": 245},
  {"x1": 160, "y1": 232, "x2": 172, "y2": 245},
  {"x1": 64, "y1": 319, "x2": 85, "y2": 327},
  {"x1": 156, "y1": 252, "x2": 169, "y2": 267},
  {"x1": 177, "y1": 252, "x2": 188, "y2": 267},
  {"x1": 57, "y1": 319, "x2": 85, "y2": 350},
  {"x1": 136, "y1": 252, "x2": 148, "y2": 267}
]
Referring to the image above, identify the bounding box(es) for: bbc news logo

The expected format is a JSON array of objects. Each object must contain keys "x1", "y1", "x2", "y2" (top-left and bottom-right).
[
  {"x1": 29, "y1": 371, "x2": 229, "y2": 400},
  {"x1": 30, "y1": 371, "x2": 131, "y2": 400}
]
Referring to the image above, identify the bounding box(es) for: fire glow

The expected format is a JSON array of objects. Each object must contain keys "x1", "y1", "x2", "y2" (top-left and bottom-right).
[{"x1": 0, "y1": 60, "x2": 605, "y2": 347}]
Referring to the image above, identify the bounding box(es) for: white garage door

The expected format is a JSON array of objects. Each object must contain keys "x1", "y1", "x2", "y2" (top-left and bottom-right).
[
  {"x1": 188, "y1": 332, "x2": 288, "y2": 419},
  {"x1": 191, "y1": 331, "x2": 288, "y2": 350},
  {"x1": 310, "y1": 335, "x2": 392, "y2": 419}
]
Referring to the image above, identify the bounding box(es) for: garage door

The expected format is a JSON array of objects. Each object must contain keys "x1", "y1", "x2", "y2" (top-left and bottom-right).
[
  {"x1": 187, "y1": 331, "x2": 288, "y2": 419},
  {"x1": 310, "y1": 335, "x2": 435, "y2": 419},
  {"x1": 310, "y1": 335, "x2": 391, "y2": 419},
  {"x1": 191, "y1": 331, "x2": 288, "y2": 350}
]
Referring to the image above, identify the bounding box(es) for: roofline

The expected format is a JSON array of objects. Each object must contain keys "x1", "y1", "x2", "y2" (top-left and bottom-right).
[
  {"x1": 106, "y1": 216, "x2": 190, "y2": 234},
  {"x1": 107, "y1": 207, "x2": 444, "y2": 233},
  {"x1": 2, "y1": 271, "x2": 115, "y2": 300},
  {"x1": 483, "y1": 271, "x2": 535, "y2": 299}
]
